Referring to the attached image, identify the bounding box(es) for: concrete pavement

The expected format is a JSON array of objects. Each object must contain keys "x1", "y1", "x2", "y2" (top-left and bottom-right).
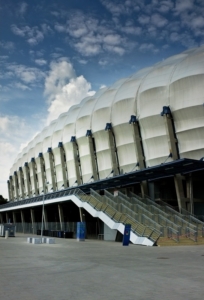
[{"x1": 0, "y1": 234, "x2": 204, "y2": 300}]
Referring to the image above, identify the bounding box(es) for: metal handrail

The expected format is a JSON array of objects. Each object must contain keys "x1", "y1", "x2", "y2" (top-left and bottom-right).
[
  {"x1": 167, "y1": 227, "x2": 179, "y2": 242},
  {"x1": 185, "y1": 227, "x2": 198, "y2": 242}
]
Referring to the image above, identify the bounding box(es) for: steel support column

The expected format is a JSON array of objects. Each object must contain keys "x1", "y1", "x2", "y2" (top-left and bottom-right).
[
  {"x1": 12, "y1": 211, "x2": 16, "y2": 224},
  {"x1": 58, "y1": 204, "x2": 64, "y2": 231},
  {"x1": 129, "y1": 116, "x2": 148, "y2": 197},
  {"x1": 29, "y1": 158, "x2": 38, "y2": 196},
  {"x1": 86, "y1": 130, "x2": 98, "y2": 180},
  {"x1": 161, "y1": 106, "x2": 186, "y2": 211},
  {"x1": 21, "y1": 210, "x2": 25, "y2": 233},
  {"x1": 18, "y1": 167, "x2": 25, "y2": 199},
  {"x1": 105, "y1": 123, "x2": 119, "y2": 176},
  {"x1": 30, "y1": 209, "x2": 35, "y2": 234}
]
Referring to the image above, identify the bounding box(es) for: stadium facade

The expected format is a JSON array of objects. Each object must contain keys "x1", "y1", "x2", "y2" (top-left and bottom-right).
[{"x1": 6, "y1": 46, "x2": 204, "y2": 219}]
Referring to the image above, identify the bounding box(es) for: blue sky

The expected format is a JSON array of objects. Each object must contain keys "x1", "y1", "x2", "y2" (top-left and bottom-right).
[{"x1": 0, "y1": 0, "x2": 204, "y2": 198}]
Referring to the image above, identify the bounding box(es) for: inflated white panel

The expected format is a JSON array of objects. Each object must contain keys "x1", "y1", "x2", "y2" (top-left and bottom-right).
[
  {"x1": 170, "y1": 50, "x2": 204, "y2": 160},
  {"x1": 76, "y1": 96, "x2": 97, "y2": 182},
  {"x1": 52, "y1": 147, "x2": 65, "y2": 190},
  {"x1": 92, "y1": 85, "x2": 124, "y2": 178},
  {"x1": 42, "y1": 120, "x2": 58, "y2": 191},
  {"x1": 63, "y1": 104, "x2": 82, "y2": 185},
  {"x1": 52, "y1": 113, "x2": 69, "y2": 188},
  {"x1": 111, "y1": 75, "x2": 148, "y2": 172},
  {"x1": 137, "y1": 61, "x2": 184, "y2": 166},
  {"x1": 52, "y1": 112, "x2": 68, "y2": 148}
]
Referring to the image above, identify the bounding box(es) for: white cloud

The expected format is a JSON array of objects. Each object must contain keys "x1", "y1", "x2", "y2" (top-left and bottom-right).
[
  {"x1": 18, "y1": 2, "x2": 28, "y2": 14},
  {"x1": 103, "y1": 44, "x2": 125, "y2": 55},
  {"x1": 99, "y1": 59, "x2": 108, "y2": 66},
  {"x1": 151, "y1": 14, "x2": 168, "y2": 28},
  {"x1": 11, "y1": 24, "x2": 44, "y2": 46},
  {"x1": 6, "y1": 64, "x2": 45, "y2": 84},
  {"x1": 175, "y1": 0, "x2": 194, "y2": 14},
  {"x1": 14, "y1": 82, "x2": 31, "y2": 90},
  {"x1": 138, "y1": 15, "x2": 150, "y2": 25},
  {"x1": 44, "y1": 59, "x2": 95, "y2": 124},
  {"x1": 35, "y1": 59, "x2": 47, "y2": 66},
  {"x1": 139, "y1": 43, "x2": 159, "y2": 53},
  {"x1": 74, "y1": 40, "x2": 102, "y2": 56},
  {"x1": 0, "y1": 41, "x2": 15, "y2": 50}
]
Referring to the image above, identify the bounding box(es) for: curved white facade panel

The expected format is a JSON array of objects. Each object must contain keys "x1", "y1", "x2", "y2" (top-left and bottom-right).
[
  {"x1": 9, "y1": 46, "x2": 204, "y2": 199},
  {"x1": 52, "y1": 112, "x2": 69, "y2": 190},
  {"x1": 169, "y1": 46, "x2": 204, "y2": 160},
  {"x1": 76, "y1": 96, "x2": 97, "y2": 183},
  {"x1": 62, "y1": 104, "x2": 82, "y2": 186}
]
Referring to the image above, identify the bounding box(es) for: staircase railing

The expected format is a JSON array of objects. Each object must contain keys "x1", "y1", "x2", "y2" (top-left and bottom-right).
[{"x1": 185, "y1": 227, "x2": 198, "y2": 242}]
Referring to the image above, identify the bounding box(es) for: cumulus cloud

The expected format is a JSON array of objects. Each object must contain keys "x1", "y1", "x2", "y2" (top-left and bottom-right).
[{"x1": 44, "y1": 59, "x2": 95, "y2": 124}]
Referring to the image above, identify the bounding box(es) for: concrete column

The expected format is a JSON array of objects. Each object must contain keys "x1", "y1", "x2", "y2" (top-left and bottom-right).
[
  {"x1": 12, "y1": 212, "x2": 16, "y2": 224},
  {"x1": 129, "y1": 116, "x2": 148, "y2": 197},
  {"x1": 71, "y1": 137, "x2": 82, "y2": 185},
  {"x1": 58, "y1": 204, "x2": 64, "y2": 231},
  {"x1": 6, "y1": 213, "x2": 9, "y2": 223},
  {"x1": 13, "y1": 171, "x2": 19, "y2": 200},
  {"x1": 105, "y1": 123, "x2": 120, "y2": 176},
  {"x1": 86, "y1": 130, "x2": 98, "y2": 180},
  {"x1": 9, "y1": 176, "x2": 14, "y2": 201},
  {"x1": 18, "y1": 167, "x2": 25, "y2": 199},
  {"x1": 186, "y1": 173, "x2": 194, "y2": 214},
  {"x1": 0, "y1": 213, "x2": 3, "y2": 223},
  {"x1": 161, "y1": 107, "x2": 186, "y2": 211},
  {"x1": 23, "y1": 163, "x2": 31, "y2": 198},
  {"x1": 30, "y1": 209, "x2": 35, "y2": 234},
  {"x1": 79, "y1": 208, "x2": 86, "y2": 222},
  {"x1": 29, "y1": 158, "x2": 38, "y2": 196},
  {"x1": 21, "y1": 210, "x2": 25, "y2": 233}
]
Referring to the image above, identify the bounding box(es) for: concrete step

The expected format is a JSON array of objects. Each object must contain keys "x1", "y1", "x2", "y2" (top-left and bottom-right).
[{"x1": 157, "y1": 236, "x2": 204, "y2": 247}]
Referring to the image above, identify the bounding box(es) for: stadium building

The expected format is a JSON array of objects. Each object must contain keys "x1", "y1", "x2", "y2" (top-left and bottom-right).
[{"x1": 1, "y1": 46, "x2": 204, "y2": 246}]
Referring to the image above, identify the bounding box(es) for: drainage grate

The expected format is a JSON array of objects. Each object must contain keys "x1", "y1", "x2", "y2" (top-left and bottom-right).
[{"x1": 157, "y1": 257, "x2": 169, "y2": 259}]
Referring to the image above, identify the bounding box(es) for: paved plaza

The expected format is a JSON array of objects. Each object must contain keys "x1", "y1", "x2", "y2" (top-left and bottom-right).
[{"x1": 0, "y1": 234, "x2": 204, "y2": 300}]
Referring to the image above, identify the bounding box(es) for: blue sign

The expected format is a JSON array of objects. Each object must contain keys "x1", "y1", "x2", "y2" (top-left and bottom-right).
[
  {"x1": 122, "y1": 224, "x2": 131, "y2": 246},
  {"x1": 77, "y1": 222, "x2": 86, "y2": 241}
]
